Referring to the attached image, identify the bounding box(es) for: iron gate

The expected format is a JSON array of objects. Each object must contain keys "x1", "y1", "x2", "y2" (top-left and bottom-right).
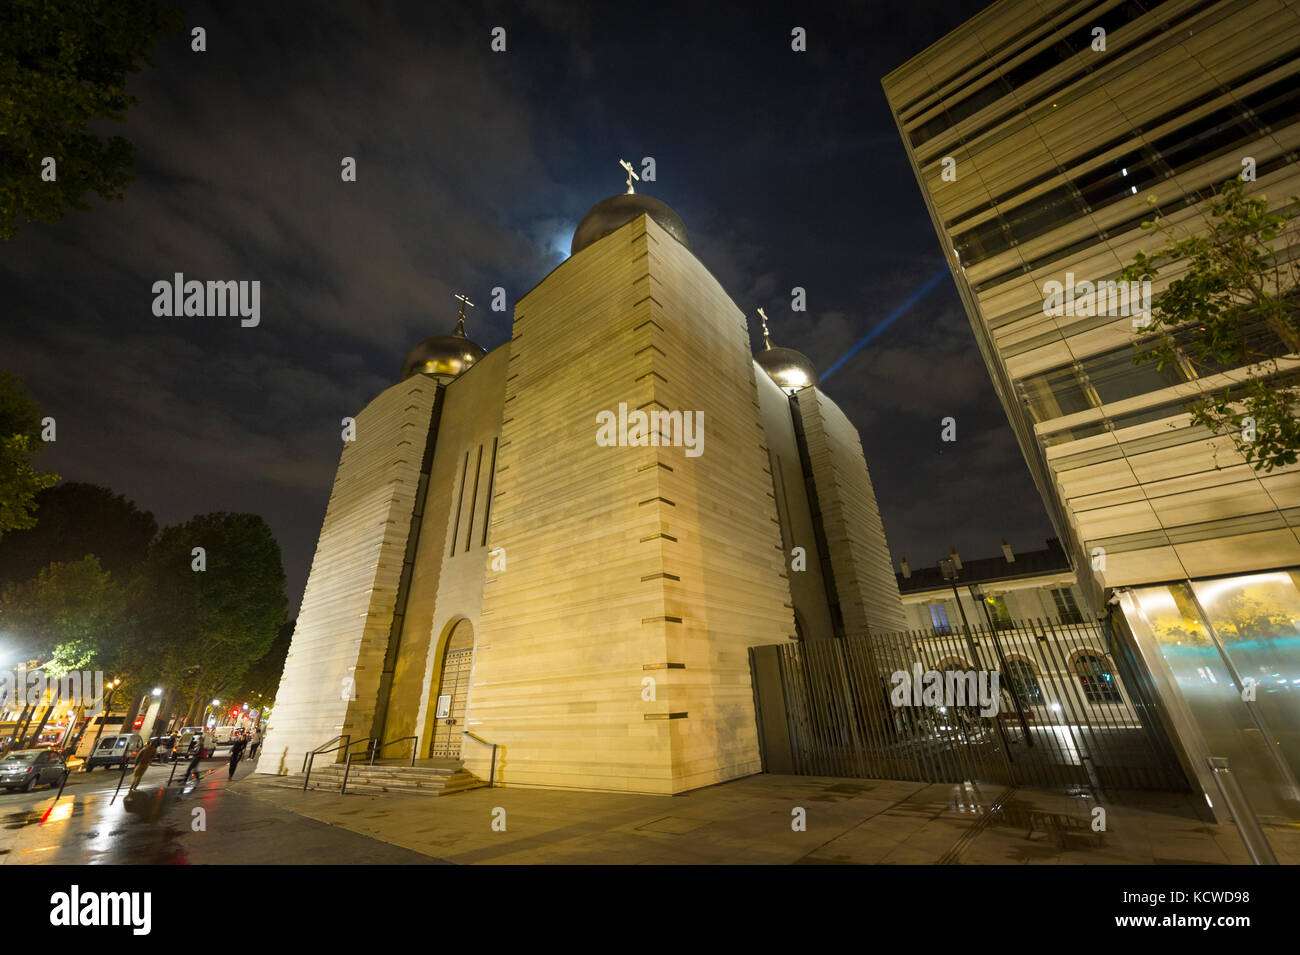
[{"x1": 750, "y1": 616, "x2": 1189, "y2": 792}]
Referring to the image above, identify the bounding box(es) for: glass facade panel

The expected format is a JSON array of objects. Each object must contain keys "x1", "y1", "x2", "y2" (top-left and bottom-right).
[
  {"x1": 1130, "y1": 578, "x2": 1300, "y2": 822},
  {"x1": 1191, "y1": 572, "x2": 1300, "y2": 797}
]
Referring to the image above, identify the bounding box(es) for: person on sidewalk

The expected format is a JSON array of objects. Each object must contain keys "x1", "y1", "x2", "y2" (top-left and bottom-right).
[
  {"x1": 248, "y1": 727, "x2": 261, "y2": 761},
  {"x1": 181, "y1": 739, "x2": 205, "y2": 787},
  {"x1": 227, "y1": 734, "x2": 247, "y2": 779},
  {"x1": 128, "y1": 740, "x2": 158, "y2": 792}
]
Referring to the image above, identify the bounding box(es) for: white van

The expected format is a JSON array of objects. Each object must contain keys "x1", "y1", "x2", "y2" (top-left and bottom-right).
[{"x1": 86, "y1": 734, "x2": 143, "y2": 770}]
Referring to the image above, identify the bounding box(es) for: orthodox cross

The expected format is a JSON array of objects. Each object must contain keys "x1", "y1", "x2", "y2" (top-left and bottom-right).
[
  {"x1": 619, "y1": 158, "x2": 640, "y2": 195},
  {"x1": 454, "y1": 293, "x2": 475, "y2": 335},
  {"x1": 757, "y1": 307, "x2": 772, "y2": 349}
]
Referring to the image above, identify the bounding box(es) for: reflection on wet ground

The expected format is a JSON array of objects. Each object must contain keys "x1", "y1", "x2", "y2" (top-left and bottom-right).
[{"x1": 0, "y1": 759, "x2": 436, "y2": 865}]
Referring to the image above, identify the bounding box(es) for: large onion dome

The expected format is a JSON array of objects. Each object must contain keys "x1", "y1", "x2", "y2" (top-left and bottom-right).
[
  {"x1": 571, "y1": 193, "x2": 690, "y2": 256},
  {"x1": 400, "y1": 308, "x2": 485, "y2": 382}
]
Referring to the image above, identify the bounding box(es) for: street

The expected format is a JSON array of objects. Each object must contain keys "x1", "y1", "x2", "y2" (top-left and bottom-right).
[{"x1": 0, "y1": 756, "x2": 437, "y2": 865}]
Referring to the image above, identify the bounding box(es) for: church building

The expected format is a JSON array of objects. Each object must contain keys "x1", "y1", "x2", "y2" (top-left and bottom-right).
[{"x1": 261, "y1": 186, "x2": 906, "y2": 794}]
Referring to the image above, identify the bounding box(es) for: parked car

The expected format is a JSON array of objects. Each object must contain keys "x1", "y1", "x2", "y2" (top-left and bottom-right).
[
  {"x1": 85, "y1": 733, "x2": 144, "y2": 770},
  {"x1": 0, "y1": 749, "x2": 68, "y2": 791}
]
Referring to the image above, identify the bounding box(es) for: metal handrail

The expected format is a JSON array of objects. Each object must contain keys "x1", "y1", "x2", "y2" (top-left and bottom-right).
[
  {"x1": 302, "y1": 735, "x2": 347, "y2": 774},
  {"x1": 462, "y1": 731, "x2": 498, "y2": 786},
  {"x1": 303, "y1": 736, "x2": 373, "y2": 791},
  {"x1": 369, "y1": 735, "x2": 418, "y2": 766}
]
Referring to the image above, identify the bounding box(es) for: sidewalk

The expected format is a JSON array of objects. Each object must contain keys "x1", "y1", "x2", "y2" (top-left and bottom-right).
[{"x1": 234, "y1": 771, "x2": 1300, "y2": 865}]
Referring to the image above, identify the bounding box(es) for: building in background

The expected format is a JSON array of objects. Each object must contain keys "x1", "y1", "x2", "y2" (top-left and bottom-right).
[
  {"x1": 897, "y1": 538, "x2": 1085, "y2": 632},
  {"x1": 885, "y1": 0, "x2": 1300, "y2": 826},
  {"x1": 262, "y1": 189, "x2": 905, "y2": 795}
]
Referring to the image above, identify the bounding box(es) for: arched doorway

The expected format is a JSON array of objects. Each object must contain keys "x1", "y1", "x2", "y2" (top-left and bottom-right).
[{"x1": 430, "y1": 619, "x2": 474, "y2": 758}]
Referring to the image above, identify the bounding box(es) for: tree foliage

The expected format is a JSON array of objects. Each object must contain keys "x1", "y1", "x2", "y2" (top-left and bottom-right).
[
  {"x1": 129, "y1": 512, "x2": 287, "y2": 712},
  {"x1": 1121, "y1": 177, "x2": 1300, "y2": 471},
  {"x1": 0, "y1": 481, "x2": 157, "y2": 587},
  {"x1": 0, "y1": 555, "x2": 124, "y2": 668},
  {"x1": 0, "y1": 371, "x2": 59, "y2": 541},
  {"x1": 0, "y1": 0, "x2": 183, "y2": 239}
]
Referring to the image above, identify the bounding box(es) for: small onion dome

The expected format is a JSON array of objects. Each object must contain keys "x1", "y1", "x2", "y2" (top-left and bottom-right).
[
  {"x1": 400, "y1": 324, "x2": 486, "y2": 381},
  {"x1": 571, "y1": 194, "x2": 690, "y2": 256},
  {"x1": 756, "y1": 346, "x2": 818, "y2": 394}
]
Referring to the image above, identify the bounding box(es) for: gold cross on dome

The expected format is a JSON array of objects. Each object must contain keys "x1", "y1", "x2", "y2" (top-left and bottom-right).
[
  {"x1": 453, "y1": 293, "x2": 475, "y2": 334},
  {"x1": 619, "y1": 159, "x2": 640, "y2": 195},
  {"x1": 757, "y1": 307, "x2": 772, "y2": 349}
]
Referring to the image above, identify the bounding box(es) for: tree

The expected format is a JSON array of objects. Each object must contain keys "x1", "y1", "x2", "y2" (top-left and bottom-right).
[
  {"x1": 130, "y1": 513, "x2": 287, "y2": 722},
  {"x1": 0, "y1": 555, "x2": 125, "y2": 747},
  {"x1": 1122, "y1": 177, "x2": 1300, "y2": 471},
  {"x1": 0, "y1": 372, "x2": 58, "y2": 541},
  {"x1": 0, "y1": 481, "x2": 157, "y2": 587},
  {"x1": 0, "y1": 555, "x2": 124, "y2": 665},
  {"x1": 234, "y1": 618, "x2": 293, "y2": 703},
  {"x1": 0, "y1": 0, "x2": 184, "y2": 239}
]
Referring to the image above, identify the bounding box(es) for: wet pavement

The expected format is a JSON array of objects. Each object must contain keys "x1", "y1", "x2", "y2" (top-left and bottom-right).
[
  {"x1": 242, "y1": 771, "x2": 1300, "y2": 865},
  {"x1": 0, "y1": 757, "x2": 440, "y2": 864},
  {"x1": 4, "y1": 756, "x2": 1296, "y2": 864}
]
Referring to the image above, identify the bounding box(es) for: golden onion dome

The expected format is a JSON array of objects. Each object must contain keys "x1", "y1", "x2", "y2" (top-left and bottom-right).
[
  {"x1": 756, "y1": 346, "x2": 818, "y2": 394},
  {"x1": 571, "y1": 194, "x2": 690, "y2": 256},
  {"x1": 753, "y1": 308, "x2": 817, "y2": 394},
  {"x1": 400, "y1": 323, "x2": 486, "y2": 382}
]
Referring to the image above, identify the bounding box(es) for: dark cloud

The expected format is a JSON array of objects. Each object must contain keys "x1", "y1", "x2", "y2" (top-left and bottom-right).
[{"x1": 0, "y1": 0, "x2": 1055, "y2": 608}]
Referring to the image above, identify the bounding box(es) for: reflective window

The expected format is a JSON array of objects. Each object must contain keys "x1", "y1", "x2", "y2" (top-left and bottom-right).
[{"x1": 1130, "y1": 577, "x2": 1300, "y2": 822}]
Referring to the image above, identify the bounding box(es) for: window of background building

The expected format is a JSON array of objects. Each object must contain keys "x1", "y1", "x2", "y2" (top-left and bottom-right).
[
  {"x1": 1073, "y1": 652, "x2": 1122, "y2": 703},
  {"x1": 986, "y1": 595, "x2": 1013, "y2": 630},
  {"x1": 1051, "y1": 587, "x2": 1085, "y2": 624},
  {"x1": 929, "y1": 602, "x2": 952, "y2": 635},
  {"x1": 1006, "y1": 658, "x2": 1044, "y2": 705}
]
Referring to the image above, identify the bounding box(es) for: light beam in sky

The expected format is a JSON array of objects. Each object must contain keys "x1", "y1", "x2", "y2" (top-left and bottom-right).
[{"x1": 820, "y1": 266, "x2": 951, "y2": 382}]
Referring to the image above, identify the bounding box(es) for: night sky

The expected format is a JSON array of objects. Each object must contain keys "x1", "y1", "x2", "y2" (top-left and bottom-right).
[{"x1": 0, "y1": 0, "x2": 1056, "y2": 610}]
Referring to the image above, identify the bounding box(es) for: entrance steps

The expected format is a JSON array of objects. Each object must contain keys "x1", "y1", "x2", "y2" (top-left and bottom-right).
[{"x1": 265, "y1": 757, "x2": 486, "y2": 797}]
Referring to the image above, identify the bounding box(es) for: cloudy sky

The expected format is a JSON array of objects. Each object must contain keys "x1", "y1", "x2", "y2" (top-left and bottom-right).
[{"x1": 0, "y1": 0, "x2": 1057, "y2": 609}]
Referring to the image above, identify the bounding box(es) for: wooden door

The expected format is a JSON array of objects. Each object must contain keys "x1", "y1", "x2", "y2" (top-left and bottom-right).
[{"x1": 430, "y1": 620, "x2": 474, "y2": 758}]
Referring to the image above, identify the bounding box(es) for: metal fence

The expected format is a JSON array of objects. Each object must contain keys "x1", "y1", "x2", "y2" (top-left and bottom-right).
[{"x1": 751, "y1": 616, "x2": 1189, "y2": 792}]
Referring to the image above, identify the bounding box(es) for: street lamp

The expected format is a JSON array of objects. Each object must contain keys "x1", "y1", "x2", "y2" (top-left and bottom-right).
[
  {"x1": 86, "y1": 677, "x2": 123, "y2": 765},
  {"x1": 969, "y1": 581, "x2": 1033, "y2": 747}
]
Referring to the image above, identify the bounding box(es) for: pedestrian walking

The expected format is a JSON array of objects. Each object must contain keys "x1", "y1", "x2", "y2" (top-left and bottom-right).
[
  {"x1": 227, "y1": 735, "x2": 247, "y2": 778},
  {"x1": 129, "y1": 740, "x2": 158, "y2": 792},
  {"x1": 181, "y1": 738, "x2": 204, "y2": 786},
  {"x1": 248, "y1": 726, "x2": 261, "y2": 760}
]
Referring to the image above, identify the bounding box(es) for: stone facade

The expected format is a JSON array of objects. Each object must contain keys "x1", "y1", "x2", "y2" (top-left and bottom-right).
[{"x1": 262, "y1": 201, "x2": 906, "y2": 794}]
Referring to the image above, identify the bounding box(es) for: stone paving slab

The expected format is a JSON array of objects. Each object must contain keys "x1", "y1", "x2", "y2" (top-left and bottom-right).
[{"x1": 237, "y1": 771, "x2": 1299, "y2": 865}]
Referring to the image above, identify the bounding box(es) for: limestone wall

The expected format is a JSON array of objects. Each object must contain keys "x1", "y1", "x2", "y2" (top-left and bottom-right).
[
  {"x1": 795, "y1": 388, "x2": 908, "y2": 634},
  {"x1": 464, "y1": 213, "x2": 795, "y2": 793},
  {"x1": 259, "y1": 376, "x2": 437, "y2": 774}
]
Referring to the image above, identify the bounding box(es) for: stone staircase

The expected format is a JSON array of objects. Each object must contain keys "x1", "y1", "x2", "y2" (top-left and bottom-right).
[{"x1": 266, "y1": 757, "x2": 485, "y2": 797}]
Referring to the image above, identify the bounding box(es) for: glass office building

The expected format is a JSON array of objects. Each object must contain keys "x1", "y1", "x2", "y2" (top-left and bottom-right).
[{"x1": 885, "y1": 0, "x2": 1300, "y2": 826}]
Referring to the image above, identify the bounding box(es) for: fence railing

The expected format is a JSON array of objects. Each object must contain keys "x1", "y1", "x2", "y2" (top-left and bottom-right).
[{"x1": 752, "y1": 616, "x2": 1189, "y2": 792}]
